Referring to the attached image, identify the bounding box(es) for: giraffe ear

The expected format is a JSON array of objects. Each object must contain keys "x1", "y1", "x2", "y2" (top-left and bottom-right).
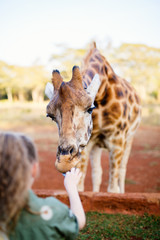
[
  {"x1": 86, "y1": 74, "x2": 101, "y2": 101},
  {"x1": 45, "y1": 82, "x2": 54, "y2": 100}
]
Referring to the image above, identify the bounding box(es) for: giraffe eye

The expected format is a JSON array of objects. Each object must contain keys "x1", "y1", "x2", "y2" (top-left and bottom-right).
[
  {"x1": 46, "y1": 114, "x2": 56, "y2": 121},
  {"x1": 87, "y1": 106, "x2": 96, "y2": 114}
]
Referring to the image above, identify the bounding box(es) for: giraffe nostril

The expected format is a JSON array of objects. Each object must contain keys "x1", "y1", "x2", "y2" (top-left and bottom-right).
[
  {"x1": 69, "y1": 147, "x2": 75, "y2": 155},
  {"x1": 58, "y1": 145, "x2": 77, "y2": 156},
  {"x1": 70, "y1": 148, "x2": 74, "y2": 155},
  {"x1": 58, "y1": 147, "x2": 68, "y2": 155}
]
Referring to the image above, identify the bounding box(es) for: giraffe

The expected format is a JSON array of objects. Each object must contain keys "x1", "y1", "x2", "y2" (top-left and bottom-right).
[{"x1": 45, "y1": 42, "x2": 141, "y2": 193}]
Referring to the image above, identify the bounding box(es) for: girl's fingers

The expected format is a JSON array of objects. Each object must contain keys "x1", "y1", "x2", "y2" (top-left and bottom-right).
[
  {"x1": 75, "y1": 168, "x2": 80, "y2": 173},
  {"x1": 65, "y1": 168, "x2": 82, "y2": 180},
  {"x1": 70, "y1": 167, "x2": 80, "y2": 174},
  {"x1": 78, "y1": 171, "x2": 82, "y2": 178},
  {"x1": 71, "y1": 167, "x2": 75, "y2": 173}
]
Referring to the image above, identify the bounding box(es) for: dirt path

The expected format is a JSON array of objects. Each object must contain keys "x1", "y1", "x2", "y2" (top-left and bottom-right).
[{"x1": 32, "y1": 125, "x2": 160, "y2": 193}]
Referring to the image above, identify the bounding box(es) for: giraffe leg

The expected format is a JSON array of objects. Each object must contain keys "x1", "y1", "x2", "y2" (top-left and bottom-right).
[
  {"x1": 77, "y1": 141, "x2": 94, "y2": 191},
  {"x1": 77, "y1": 148, "x2": 89, "y2": 191},
  {"x1": 90, "y1": 145, "x2": 102, "y2": 192},
  {"x1": 118, "y1": 137, "x2": 133, "y2": 193},
  {"x1": 107, "y1": 150, "x2": 121, "y2": 193}
]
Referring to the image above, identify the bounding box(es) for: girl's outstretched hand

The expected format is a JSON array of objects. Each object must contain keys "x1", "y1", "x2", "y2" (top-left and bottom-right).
[
  {"x1": 64, "y1": 168, "x2": 82, "y2": 194},
  {"x1": 63, "y1": 168, "x2": 86, "y2": 230}
]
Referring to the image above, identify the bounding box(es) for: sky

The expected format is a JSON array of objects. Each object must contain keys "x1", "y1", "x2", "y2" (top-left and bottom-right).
[{"x1": 0, "y1": 0, "x2": 159, "y2": 67}]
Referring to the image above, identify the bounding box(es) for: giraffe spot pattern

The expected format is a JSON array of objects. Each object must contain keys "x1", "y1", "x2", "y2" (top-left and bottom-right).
[
  {"x1": 111, "y1": 162, "x2": 116, "y2": 169},
  {"x1": 117, "y1": 122, "x2": 127, "y2": 131},
  {"x1": 99, "y1": 65, "x2": 107, "y2": 75},
  {"x1": 98, "y1": 79, "x2": 107, "y2": 95},
  {"x1": 108, "y1": 73, "x2": 119, "y2": 84},
  {"x1": 115, "y1": 152, "x2": 123, "y2": 160},
  {"x1": 129, "y1": 94, "x2": 134, "y2": 104},
  {"x1": 95, "y1": 54, "x2": 103, "y2": 63},
  {"x1": 135, "y1": 93, "x2": 140, "y2": 104},
  {"x1": 87, "y1": 70, "x2": 94, "y2": 80},
  {"x1": 112, "y1": 138, "x2": 123, "y2": 147},
  {"x1": 115, "y1": 131, "x2": 120, "y2": 136},
  {"x1": 125, "y1": 89, "x2": 128, "y2": 95},
  {"x1": 102, "y1": 110, "x2": 115, "y2": 125},
  {"x1": 98, "y1": 133, "x2": 106, "y2": 140},
  {"x1": 110, "y1": 102, "x2": 122, "y2": 118},
  {"x1": 89, "y1": 57, "x2": 95, "y2": 62},
  {"x1": 104, "y1": 65, "x2": 108, "y2": 75},
  {"x1": 129, "y1": 106, "x2": 139, "y2": 123},
  {"x1": 103, "y1": 128, "x2": 115, "y2": 137},
  {"x1": 91, "y1": 63, "x2": 100, "y2": 73},
  {"x1": 100, "y1": 87, "x2": 112, "y2": 106},
  {"x1": 122, "y1": 102, "x2": 127, "y2": 117},
  {"x1": 117, "y1": 159, "x2": 121, "y2": 165},
  {"x1": 115, "y1": 86, "x2": 124, "y2": 99},
  {"x1": 92, "y1": 114, "x2": 99, "y2": 130}
]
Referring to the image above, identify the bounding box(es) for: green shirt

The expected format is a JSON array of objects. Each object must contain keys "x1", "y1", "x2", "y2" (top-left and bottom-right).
[{"x1": 9, "y1": 190, "x2": 79, "y2": 240}]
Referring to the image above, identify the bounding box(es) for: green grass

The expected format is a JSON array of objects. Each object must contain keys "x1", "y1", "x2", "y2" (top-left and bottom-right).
[{"x1": 77, "y1": 212, "x2": 160, "y2": 240}]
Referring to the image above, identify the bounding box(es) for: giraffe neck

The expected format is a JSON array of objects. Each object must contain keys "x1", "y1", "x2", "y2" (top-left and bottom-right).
[{"x1": 81, "y1": 47, "x2": 115, "y2": 97}]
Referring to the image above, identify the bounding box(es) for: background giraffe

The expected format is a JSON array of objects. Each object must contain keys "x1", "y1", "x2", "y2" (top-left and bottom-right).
[
  {"x1": 45, "y1": 42, "x2": 141, "y2": 193},
  {"x1": 78, "y1": 42, "x2": 141, "y2": 193}
]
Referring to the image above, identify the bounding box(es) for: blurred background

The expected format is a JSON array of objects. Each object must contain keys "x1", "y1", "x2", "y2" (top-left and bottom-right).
[
  {"x1": 0, "y1": 0, "x2": 160, "y2": 192},
  {"x1": 0, "y1": 0, "x2": 160, "y2": 126}
]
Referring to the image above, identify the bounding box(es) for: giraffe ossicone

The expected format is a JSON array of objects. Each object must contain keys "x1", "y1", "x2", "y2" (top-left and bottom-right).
[{"x1": 45, "y1": 72, "x2": 100, "y2": 101}]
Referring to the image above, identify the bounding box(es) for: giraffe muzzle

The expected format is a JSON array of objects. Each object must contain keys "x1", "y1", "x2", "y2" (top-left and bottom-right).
[{"x1": 55, "y1": 152, "x2": 81, "y2": 173}]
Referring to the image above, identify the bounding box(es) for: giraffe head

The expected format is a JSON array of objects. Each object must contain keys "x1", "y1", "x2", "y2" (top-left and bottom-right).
[{"x1": 45, "y1": 66, "x2": 100, "y2": 173}]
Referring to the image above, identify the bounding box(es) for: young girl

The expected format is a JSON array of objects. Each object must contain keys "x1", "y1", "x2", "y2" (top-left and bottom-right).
[{"x1": 0, "y1": 132, "x2": 86, "y2": 240}]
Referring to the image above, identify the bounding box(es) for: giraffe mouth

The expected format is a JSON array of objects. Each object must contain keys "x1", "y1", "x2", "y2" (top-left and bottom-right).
[{"x1": 55, "y1": 152, "x2": 81, "y2": 173}]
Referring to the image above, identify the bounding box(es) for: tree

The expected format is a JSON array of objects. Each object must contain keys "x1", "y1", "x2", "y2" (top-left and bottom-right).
[
  {"x1": 108, "y1": 43, "x2": 160, "y2": 102},
  {"x1": 0, "y1": 61, "x2": 48, "y2": 102}
]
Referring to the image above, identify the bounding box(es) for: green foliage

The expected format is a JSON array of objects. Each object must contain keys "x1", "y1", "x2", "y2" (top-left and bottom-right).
[
  {"x1": 108, "y1": 43, "x2": 160, "y2": 103},
  {"x1": 50, "y1": 46, "x2": 86, "y2": 81},
  {"x1": 0, "y1": 61, "x2": 48, "y2": 101},
  {"x1": 78, "y1": 212, "x2": 160, "y2": 240},
  {"x1": 0, "y1": 42, "x2": 160, "y2": 102},
  {"x1": 50, "y1": 42, "x2": 160, "y2": 103}
]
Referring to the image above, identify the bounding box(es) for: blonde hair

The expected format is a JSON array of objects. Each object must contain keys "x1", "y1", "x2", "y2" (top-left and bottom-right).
[{"x1": 0, "y1": 132, "x2": 38, "y2": 232}]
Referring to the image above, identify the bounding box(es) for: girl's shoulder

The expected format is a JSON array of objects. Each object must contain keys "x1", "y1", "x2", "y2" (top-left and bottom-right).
[
  {"x1": 29, "y1": 190, "x2": 67, "y2": 210},
  {"x1": 28, "y1": 190, "x2": 69, "y2": 220},
  {"x1": 9, "y1": 190, "x2": 78, "y2": 240}
]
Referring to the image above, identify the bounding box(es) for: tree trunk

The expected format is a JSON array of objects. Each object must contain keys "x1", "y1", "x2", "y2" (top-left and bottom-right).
[
  {"x1": 157, "y1": 89, "x2": 160, "y2": 103},
  {"x1": 18, "y1": 92, "x2": 25, "y2": 102},
  {"x1": 32, "y1": 89, "x2": 39, "y2": 102},
  {"x1": 6, "y1": 87, "x2": 13, "y2": 102},
  {"x1": 32, "y1": 88, "x2": 44, "y2": 102}
]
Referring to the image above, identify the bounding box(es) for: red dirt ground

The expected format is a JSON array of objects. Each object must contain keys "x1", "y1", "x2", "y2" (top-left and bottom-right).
[{"x1": 32, "y1": 125, "x2": 160, "y2": 193}]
